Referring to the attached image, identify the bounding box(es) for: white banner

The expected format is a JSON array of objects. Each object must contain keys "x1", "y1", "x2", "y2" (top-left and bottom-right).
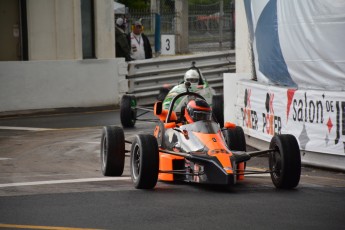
[
  {"x1": 244, "y1": 0, "x2": 345, "y2": 90},
  {"x1": 236, "y1": 81, "x2": 345, "y2": 155}
]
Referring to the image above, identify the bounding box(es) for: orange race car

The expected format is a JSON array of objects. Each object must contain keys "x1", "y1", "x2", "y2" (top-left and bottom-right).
[{"x1": 100, "y1": 83, "x2": 301, "y2": 189}]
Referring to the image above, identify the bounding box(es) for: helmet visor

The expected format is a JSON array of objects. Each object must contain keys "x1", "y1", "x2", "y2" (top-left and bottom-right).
[
  {"x1": 186, "y1": 78, "x2": 199, "y2": 83},
  {"x1": 193, "y1": 110, "x2": 212, "y2": 121}
]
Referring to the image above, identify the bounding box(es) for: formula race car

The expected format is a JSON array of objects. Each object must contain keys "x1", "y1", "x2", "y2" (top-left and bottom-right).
[
  {"x1": 101, "y1": 83, "x2": 301, "y2": 189},
  {"x1": 120, "y1": 63, "x2": 224, "y2": 128}
]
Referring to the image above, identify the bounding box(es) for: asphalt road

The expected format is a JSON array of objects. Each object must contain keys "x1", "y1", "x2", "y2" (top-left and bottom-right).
[{"x1": 1, "y1": 110, "x2": 345, "y2": 230}]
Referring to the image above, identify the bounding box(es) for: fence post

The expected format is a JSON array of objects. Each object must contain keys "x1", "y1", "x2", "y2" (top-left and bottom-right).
[
  {"x1": 150, "y1": 1, "x2": 160, "y2": 37},
  {"x1": 219, "y1": 0, "x2": 224, "y2": 50},
  {"x1": 151, "y1": 0, "x2": 161, "y2": 56},
  {"x1": 155, "y1": 13, "x2": 161, "y2": 54},
  {"x1": 175, "y1": 0, "x2": 188, "y2": 53},
  {"x1": 231, "y1": 0, "x2": 235, "y2": 49}
]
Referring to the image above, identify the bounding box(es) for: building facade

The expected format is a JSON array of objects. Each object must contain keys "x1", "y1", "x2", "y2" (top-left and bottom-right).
[{"x1": 0, "y1": 0, "x2": 125, "y2": 112}]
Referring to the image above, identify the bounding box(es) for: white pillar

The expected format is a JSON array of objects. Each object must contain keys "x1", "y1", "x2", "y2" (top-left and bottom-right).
[
  {"x1": 235, "y1": 0, "x2": 252, "y2": 74},
  {"x1": 175, "y1": 0, "x2": 188, "y2": 54},
  {"x1": 94, "y1": 0, "x2": 115, "y2": 59}
]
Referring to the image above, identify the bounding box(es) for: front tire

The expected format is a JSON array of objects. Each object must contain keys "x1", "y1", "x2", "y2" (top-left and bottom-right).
[
  {"x1": 100, "y1": 126, "x2": 125, "y2": 176},
  {"x1": 269, "y1": 134, "x2": 301, "y2": 189},
  {"x1": 120, "y1": 95, "x2": 137, "y2": 128},
  {"x1": 130, "y1": 134, "x2": 159, "y2": 189}
]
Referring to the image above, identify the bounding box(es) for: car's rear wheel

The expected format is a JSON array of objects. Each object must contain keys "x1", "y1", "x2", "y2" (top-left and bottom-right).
[
  {"x1": 223, "y1": 126, "x2": 246, "y2": 151},
  {"x1": 120, "y1": 95, "x2": 137, "y2": 128},
  {"x1": 269, "y1": 134, "x2": 301, "y2": 189},
  {"x1": 100, "y1": 126, "x2": 125, "y2": 176},
  {"x1": 130, "y1": 134, "x2": 159, "y2": 189},
  {"x1": 223, "y1": 126, "x2": 246, "y2": 181},
  {"x1": 212, "y1": 94, "x2": 224, "y2": 127}
]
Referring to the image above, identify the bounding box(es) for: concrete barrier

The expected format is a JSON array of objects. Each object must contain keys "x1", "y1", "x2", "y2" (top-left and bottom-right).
[
  {"x1": 125, "y1": 51, "x2": 235, "y2": 105},
  {"x1": 0, "y1": 58, "x2": 127, "y2": 113}
]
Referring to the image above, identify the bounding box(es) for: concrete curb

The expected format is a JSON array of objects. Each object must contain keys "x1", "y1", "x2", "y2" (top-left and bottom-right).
[{"x1": 0, "y1": 105, "x2": 119, "y2": 119}]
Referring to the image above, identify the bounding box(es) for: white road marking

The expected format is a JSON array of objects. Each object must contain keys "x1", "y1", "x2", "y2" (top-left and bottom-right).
[
  {"x1": 243, "y1": 167, "x2": 271, "y2": 177},
  {"x1": 62, "y1": 140, "x2": 100, "y2": 144},
  {"x1": 0, "y1": 223, "x2": 102, "y2": 230},
  {"x1": 246, "y1": 174, "x2": 270, "y2": 177},
  {"x1": 0, "y1": 126, "x2": 55, "y2": 131},
  {"x1": 0, "y1": 158, "x2": 11, "y2": 161},
  {"x1": 0, "y1": 177, "x2": 131, "y2": 188}
]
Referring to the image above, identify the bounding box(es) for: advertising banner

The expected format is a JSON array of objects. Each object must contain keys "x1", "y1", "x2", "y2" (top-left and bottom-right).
[
  {"x1": 244, "y1": 0, "x2": 345, "y2": 90},
  {"x1": 237, "y1": 81, "x2": 345, "y2": 155}
]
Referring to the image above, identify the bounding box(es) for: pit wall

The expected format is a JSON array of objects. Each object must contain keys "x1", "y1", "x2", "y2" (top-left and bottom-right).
[
  {"x1": 224, "y1": 75, "x2": 345, "y2": 171},
  {"x1": 0, "y1": 59, "x2": 127, "y2": 112}
]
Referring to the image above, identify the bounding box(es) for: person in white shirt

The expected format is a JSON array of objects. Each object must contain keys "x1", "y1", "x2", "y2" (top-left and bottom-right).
[{"x1": 129, "y1": 21, "x2": 152, "y2": 60}]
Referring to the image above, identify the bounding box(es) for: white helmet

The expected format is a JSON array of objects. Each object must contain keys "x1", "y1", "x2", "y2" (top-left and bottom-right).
[{"x1": 184, "y1": 69, "x2": 200, "y2": 86}]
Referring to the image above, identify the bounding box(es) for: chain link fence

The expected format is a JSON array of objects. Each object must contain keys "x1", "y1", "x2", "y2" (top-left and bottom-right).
[
  {"x1": 189, "y1": 1, "x2": 235, "y2": 52},
  {"x1": 118, "y1": 0, "x2": 235, "y2": 53}
]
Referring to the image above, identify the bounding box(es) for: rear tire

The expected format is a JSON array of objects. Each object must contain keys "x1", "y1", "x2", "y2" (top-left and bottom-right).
[
  {"x1": 223, "y1": 126, "x2": 247, "y2": 181},
  {"x1": 269, "y1": 134, "x2": 301, "y2": 189},
  {"x1": 100, "y1": 126, "x2": 125, "y2": 176},
  {"x1": 130, "y1": 134, "x2": 159, "y2": 189},
  {"x1": 212, "y1": 94, "x2": 224, "y2": 127},
  {"x1": 223, "y1": 126, "x2": 246, "y2": 151},
  {"x1": 120, "y1": 95, "x2": 137, "y2": 128}
]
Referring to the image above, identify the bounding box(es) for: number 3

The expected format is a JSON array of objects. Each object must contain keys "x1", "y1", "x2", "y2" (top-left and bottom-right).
[{"x1": 166, "y1": 39, "x2": 170, "y2": 51}]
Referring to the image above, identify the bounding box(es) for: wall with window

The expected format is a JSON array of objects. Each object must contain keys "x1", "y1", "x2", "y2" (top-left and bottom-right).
[{"x1": 0, "y1": 0, "x2": 123, "y2": 113}]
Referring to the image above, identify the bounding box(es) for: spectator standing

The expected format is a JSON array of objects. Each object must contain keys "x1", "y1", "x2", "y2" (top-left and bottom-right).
[
  {"x1": 129, "y1": 21, "x2": 152, "y2": 60},
  {"x1": 115, "y1": 18, "x2": 132, "y2": 61}
]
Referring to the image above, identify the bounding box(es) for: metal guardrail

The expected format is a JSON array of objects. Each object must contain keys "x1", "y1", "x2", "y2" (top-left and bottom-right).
[{"x1": 125, "y1": 51, "x2": 235, "y2": 105}]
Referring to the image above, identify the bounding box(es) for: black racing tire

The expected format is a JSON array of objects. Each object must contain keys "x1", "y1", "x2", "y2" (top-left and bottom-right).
[
  {"x1": 157, "y1": 87, "x2": 170, "y2": 101},
  {"x1": 130, "y1": 134, "x2": 159, "y2": 189},
  {"x1": 269, "y1": 134, "x2": 301, "y2": 189},
  {"x1": 223, "y1": 126, "x2": 246, "y2": 151},
  {"x1": 100, "y1": 126, "x2": 125, "y2": 176},
  {"x1": 212, "y1": 94, "x2": 224, "y2": 127},
  {"x1": 120, "y1": 95, "x2": 137, "y2": 128}
]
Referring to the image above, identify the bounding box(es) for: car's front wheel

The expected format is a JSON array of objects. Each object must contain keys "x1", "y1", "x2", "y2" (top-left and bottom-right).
[
  {"x1": 130, "y1": 134, "x2": 159, "y2": 189},
  {"x1": 269, "y1": 134, "x2": 301, "y2": 189}
]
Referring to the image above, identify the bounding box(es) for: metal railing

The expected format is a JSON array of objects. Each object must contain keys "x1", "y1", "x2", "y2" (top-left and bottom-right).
[{"x1": 125, "y1": 50, "x2": 235, "y2": 105}]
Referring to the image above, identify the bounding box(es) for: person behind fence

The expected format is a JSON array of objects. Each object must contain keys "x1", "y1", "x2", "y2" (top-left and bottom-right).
[
  {"x1": 128, "y1": 20, "x2": 152, "y2": 60},
  {"x1": 115, "y1": 18, "x2": 132, "y2": 61}
]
